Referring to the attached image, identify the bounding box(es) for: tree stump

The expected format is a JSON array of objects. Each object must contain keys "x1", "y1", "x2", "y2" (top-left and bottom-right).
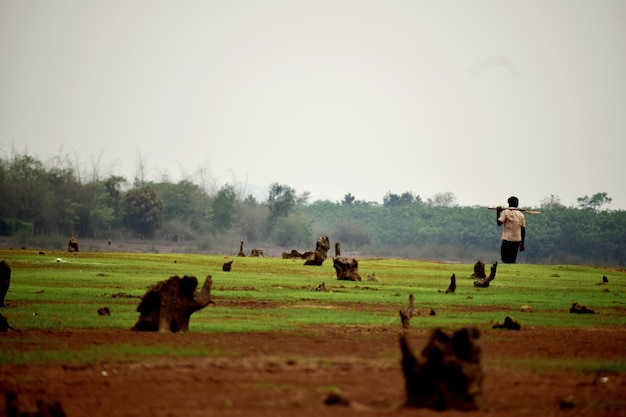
[
  {"x1": 304, "y1": 236, "x2": 330, "y2": 266},
  {"x1": 282, "y1": 249, "x2": 308, "y2": 259},
  {"x1": 131, "y1": 275, "x2": 214, "y2": 332},
  {"x1": 5, "y1": 391, "x2": 66, "y2": 417},
  {"x1": 237, "y1": 241, "x2": 246, "y2": 257},
  {"x1": 471, "y1": 260, "x2": 486, "y2": 278},
  {"x1": 222, "y1": 260, "x2": 233, "y2": 271},
  {"x1": 333, "y1": 257, "x2": 361, "y2": 281},
  {"x1": 0, "y1": 260, "x2": 10, "y2": 307},
  {"x1": 492, "y1": 315, "x2": 521, "y2": 330},
  {"x1": 401, "y1": 327, "x2": 483, "y2": 410},
  {"x1": 438, "y1": 274, "x2": 456, "y2": 294},
  {"x1": 0, "y1": 312, "x2": 13, "y2": 332},
  {"x1": 334, "y1": 242, "x2": 341, "y2": 257},
  {"x1": 250, "y1": 249, "x2": 264, "y2": 257},
  {"x1": 97, "y1": 307, "x2": 111, "y2": 316},
  {"x1": 67, "y1": 237, "x2": 79, "y2": 252},
  {"x1": 473, "y1": 262, "x2": 497, "y2": 288},
  {"x1": 570, "y1": 302, "x2": 595, "y2": 314},
  {"x1": 399, "y1": 294, "x2": 415, "y2": 328}
]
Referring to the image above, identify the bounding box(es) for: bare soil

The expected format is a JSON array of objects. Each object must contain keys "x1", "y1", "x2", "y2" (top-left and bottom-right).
[{"x1": 1, "y1": 325, "x2": 625, "y2": 417}]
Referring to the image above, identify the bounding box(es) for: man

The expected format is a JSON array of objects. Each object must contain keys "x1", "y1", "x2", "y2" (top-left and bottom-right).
[{"x1": 496, "y1": 196, "x2": 526, "y2": 263}]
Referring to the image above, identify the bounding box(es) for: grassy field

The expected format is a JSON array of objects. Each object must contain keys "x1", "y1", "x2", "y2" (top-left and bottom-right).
[{"x1": 1, "y1": 249, "x2": 625, "y2": 364}]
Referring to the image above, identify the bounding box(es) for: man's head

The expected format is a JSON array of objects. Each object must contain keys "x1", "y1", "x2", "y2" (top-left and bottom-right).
[{"x1": 507, "y1": 196, "x2": 519, "y2": 207}]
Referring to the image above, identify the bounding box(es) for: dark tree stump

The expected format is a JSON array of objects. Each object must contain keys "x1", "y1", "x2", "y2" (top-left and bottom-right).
[
  {"x1": 132, "y1": 275, "x2": 214, "y2": 332},
  {"x1": 237, "y1": 241, "x2": 245, "y2": 257},
  {"x1": 250, "y1": 249, "x2": 264, "y2": 257},
  {"x1": 471, "y1": 260, "x2": 486, "y2": 278},
  {"x1": 282, "y1": 249, "x2": 307, "y2": 259},
  {"x1": 438, "y1": 273, "x2": 456, "y2": 294},
  {"x1": 334, "y1": 242, "x2": 341, "y2": 257},
  {"x1": 399, "y1": 294, "x2": 415, "y2": 328},
  {"x1": 5, "y1": 391, "x2": 66, "y2": 417},
  {"x1": 304, "y1": 236, "x2": 330, "y2": 266},
  {"x1": 570, "y1": 302, "x2": 595, "y2": 314},
  {"x1": 401, "y1": 327, "x2": 483, "y2": 411},
  {"x1": 333, "y1": 257, "x2": 361, "y2": 281},
  {"x1": 0, "y1": 260, "x2": 10, "y2": 307},
  {"x1": 222, "y1": 260, "x2": 233, "y2": 271},
  {"x1": 67, "y1": 237, "x2": 79, "y2": 252},
  {"x1": 473, "y1": 262, "x2": 497, "y2": 288},
  {"x1": 492, "y1": 315, "x2": 521, "y2": 330},
  {"x1": 0, "y1": 312, "x2": 13, "y2": 332},
  {"x1": 97, "y1": 307, "x2": 111, "y2": 316}
]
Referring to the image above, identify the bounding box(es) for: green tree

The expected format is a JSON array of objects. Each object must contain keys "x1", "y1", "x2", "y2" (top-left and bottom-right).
[
  {"x1": 342, "y1": 193, "x2": 356, "y2": 206},
  {"x1": 267, "y1": 213, "x2": 312, "y2": 247},
  {"x1": 152, "y1": 180, "x2": 212, "y2": 233},
  {"x1": 577, "y1": 192, "x2": 612, "y2": 212},
  {"x1": 122, "y1": 186, "x2": 164, "y2": 237},
  {"x1": 383, "y1": 191, "x2": 420, "y2": 206},
  {"x1": 212, "y1": 184, "x2": 237, "y2": 231},
  {"x1": 88, "y1": 176, "x2": 127, "y2": 235},
  {"x1": 267, "y1": 183, "x2": 296, "y2": 224},
  {"x1": 2, "y1": 154, "x2": 50, "y2": 227}
]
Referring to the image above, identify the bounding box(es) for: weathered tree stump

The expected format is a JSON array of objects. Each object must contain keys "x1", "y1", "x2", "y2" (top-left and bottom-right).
[
  {"x1": 250, "y1": 249, "x2": 264, "y2": 257},
  {"x1": 333, "y1": 257, "x2": 361, "y2": 281},
  {"x1": 399, "y1": 294, "x2": 415, "y2": 328},
  {"x1": 304, "y1": 236, "x2": 330, "y2": 266},
  {"x1": 492, "y1": 315, "x2": 521, "y2": 330},
  {"x1": 326, "y1": 327, "x2": 484, "y2": 412},
  {"x1": 438, "y1": 273, "x2": 456, "y2": 294},
  {"x1": 0, "y1": 312, "x2": 13, "y2": 332},
  {"x1": 97, "y1": 307, "x2": 111, "y2": 316},
  {"x1": 471, "y1": 260, "x2": 486, "y2": 278},
  {"x1": 473, "y1": 262, "x2": 497, "y2": 288},
  {"x1": 67, "y1": 237, "x2": 79, "y2": 252},
  {"x1": 131, "y1": 275, "x2": 214, "y2": 332},
  {"x1": 222, "y1": 260, "x2": 233, "y2": 271},
  {"x1": 570, "y1": 302, "x2": 595, "y2": 314},
  {"x1": 400, "y1": 327, "x2": 483, "y2": 410},
  {"x1": 237, "y1": 241, "x2": 246, "y2": 257},
  {"x1": 281, "y1": 249, "x2": 308, "y2": 259},
  {"x1": 334, "y1": 242, "x2": 341, "y2": 257},
  {"x1": 0, "y1": 260, "x2": 11, "y2": 307},
  {"x1": 5, "y1": 391, "x2": 66, "y2": 417}
]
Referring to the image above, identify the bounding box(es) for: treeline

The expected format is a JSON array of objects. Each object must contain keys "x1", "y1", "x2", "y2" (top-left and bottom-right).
[{"x1": 1, "y1": 153, "x2": 624, "y2": 266}]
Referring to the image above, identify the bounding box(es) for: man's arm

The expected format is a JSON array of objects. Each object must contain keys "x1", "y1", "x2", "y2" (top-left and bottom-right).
[
  {"x1": 520, "y1": 226, "x2": 526, "y2": 251},
  {"x1": 496, "y1": 207, "x2": 503, "y2": 226}
]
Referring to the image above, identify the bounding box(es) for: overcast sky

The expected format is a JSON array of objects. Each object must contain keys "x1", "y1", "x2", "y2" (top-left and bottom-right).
[{"x1": 1, "y1": 1, "x2": 625, "y2": 210}]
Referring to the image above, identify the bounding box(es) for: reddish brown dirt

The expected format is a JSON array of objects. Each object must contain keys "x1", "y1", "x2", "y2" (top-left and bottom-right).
[{"x1": 1, "y1": 326, "x2": 625, "y2": 417}]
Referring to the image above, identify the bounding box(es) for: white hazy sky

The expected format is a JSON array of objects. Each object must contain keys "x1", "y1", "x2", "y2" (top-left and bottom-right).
[{"x1": 2, "y1": 1, "x2": 625, "y2": 209}]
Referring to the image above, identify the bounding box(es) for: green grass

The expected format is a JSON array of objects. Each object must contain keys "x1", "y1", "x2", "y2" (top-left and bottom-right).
[{"x1": 1, "y1": 249, "x2": 625, "y2": 365}]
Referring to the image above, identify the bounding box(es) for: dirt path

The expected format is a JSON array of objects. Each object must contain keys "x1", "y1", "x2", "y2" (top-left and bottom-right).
[{"x1": 1, "y1": 326, "x2": 625, "y2": 416}]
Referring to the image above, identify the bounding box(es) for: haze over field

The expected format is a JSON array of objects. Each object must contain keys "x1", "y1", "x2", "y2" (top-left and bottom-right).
[{"x1": 1, "y1": 1, "x2": 625, "y2": 209}]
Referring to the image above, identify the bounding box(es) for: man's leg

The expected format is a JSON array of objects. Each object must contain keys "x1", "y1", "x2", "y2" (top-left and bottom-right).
[{"x1": 501, "y1": 240, "x2": 521, "y2": 263}]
